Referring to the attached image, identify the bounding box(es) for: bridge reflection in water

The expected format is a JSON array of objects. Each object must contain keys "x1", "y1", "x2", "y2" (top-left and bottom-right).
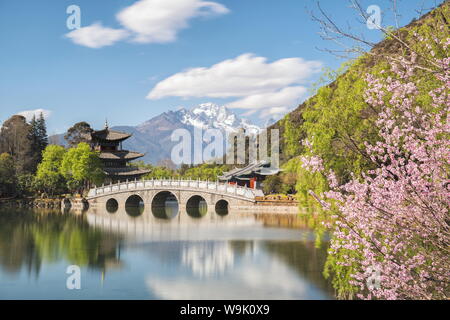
[
  {"x1": 94, "y1": 190, "x2": 230, "y2": 222},
  {"x1": 0, "y1": 207, "x2": 335, "y2": 299},
  {"x1": 84, "y1": 206, "x2": 322, "y2": 247},
  {"x1": 86, "y1": 179, "x2": 266, "y2": 220},
  {"x1": 81, "y1": 207, "x2": 335, "y2": 299}
]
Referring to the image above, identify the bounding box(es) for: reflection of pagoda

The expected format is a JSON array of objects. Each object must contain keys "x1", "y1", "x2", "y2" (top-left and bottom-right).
[{"x1": 90, "y1": 121, "x2": 150, "y2": 183}]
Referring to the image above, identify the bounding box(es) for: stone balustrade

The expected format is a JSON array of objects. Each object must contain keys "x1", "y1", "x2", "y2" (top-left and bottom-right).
[{"x1": 87, "y1": 179, "x2": 264, "y2": 201}]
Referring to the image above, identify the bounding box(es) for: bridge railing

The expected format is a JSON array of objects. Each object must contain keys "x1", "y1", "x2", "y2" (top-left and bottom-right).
[{"x1": 87, "y1": 179, "x2": 264, "y2": 200}]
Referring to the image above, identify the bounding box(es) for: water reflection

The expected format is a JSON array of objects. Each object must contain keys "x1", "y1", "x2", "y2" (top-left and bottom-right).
[
  {"x1": 0, "y1": 208, "x2": 334, "y2": 299},
  {"x1": 182, "y1": 243, "x2": 234, "y2": 278},
  {"x1": 186, "y1": 196, "x2": 208, "y2": 218},
  {"x1": 125, "y1": 206, "x2": 145, "y2": 217},
  {"x1": 146, "y1": 241, "x2": 329, "y2": 300},
  {"x1": 135, "y1": 240, "x2": 333, "y2": 299},
  {"x1": 0, "y1": 209, "x2": 122, "y2": 277},
  {"x1": 125, "y1": 195, "x2": 145, "y2": 217}
]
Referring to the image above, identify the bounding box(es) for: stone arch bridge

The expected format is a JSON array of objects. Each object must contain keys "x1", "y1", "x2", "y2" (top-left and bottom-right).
[{"x1": 86, "y1": 179, "x2": 264, "y2": 218}]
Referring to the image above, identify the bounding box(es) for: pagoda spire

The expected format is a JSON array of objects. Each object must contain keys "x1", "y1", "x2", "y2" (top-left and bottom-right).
[{"x1": 104, "y1": 118, "x2": 109, "y2": 130}]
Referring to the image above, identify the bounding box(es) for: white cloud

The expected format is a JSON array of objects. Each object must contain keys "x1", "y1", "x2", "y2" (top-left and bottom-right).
[
  {"x1": 16, "y1": 109, "x2": 52, "y2": 122},
  {"x1": 65, "y1": 0, "x2": 229, "y2": 48},
  {"x1": 65, "y1": 22, "x2": 129, "y2": 49},
  {"x1": 148, "y1": 54, "x2": 321, "y2": 99},
  {"x1": 260, "y1": 107, "x2": 290, "y2": 118},
  {"x1": 145, "y1": 250, "x2": 327, "y2": 300},
  {"x1": 228, "y1": 86, "x2": 308, "y2": 118},
  {"x1": 117, "y1": 0, "x2": 229, "y2": 44},
  {"x1": 242, "y1": 106, "x2": 290, "y2": 119},
  {"x1": 147, "y1": 54, "x2": 321, "y2": 118}
]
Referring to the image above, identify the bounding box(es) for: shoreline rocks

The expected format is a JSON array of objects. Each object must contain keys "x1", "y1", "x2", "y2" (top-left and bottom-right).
[{"x1": 0, "y1": 198, "x2": 63, "y2": 209}]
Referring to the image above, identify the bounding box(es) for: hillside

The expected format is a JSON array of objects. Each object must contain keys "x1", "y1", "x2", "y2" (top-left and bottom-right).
[
  {"x1": 270, "y1": 1, "x2": 448, "y2": 162},
  {"x1": 267, "y1": 2, "x2": 449, "y2": 209}
]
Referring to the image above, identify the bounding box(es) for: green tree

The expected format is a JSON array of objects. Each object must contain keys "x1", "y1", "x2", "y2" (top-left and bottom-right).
[
  {"x1": 16, "y1": 173, "x2": 36, "y2": 197},
  {"x1": 35, "y1": 145, "x2": 67, "y2": 196},
  {"x1": 143, "y1": 166, "x2": 175, "y2": 179},
  {"x1": 178, "y1": 163, "x2": 191, "y2": 176},
  {"x1": 262, "y1": 175, "x2": 282, "y2": 195},
  {"x1": 60, "y1": 142, "x2": 104, "y2": 193},
  {"x1": 280, "y1": 171, "x2": 297, "y2": 194},
  {"x1": 64, "y1": 122, "x2": 92, "y2": 147},
  {"x1": 29, "y1": 113, "x2": 48, "y2": 172},
  {"x1": 181, "y1": 163, "x2": 227, "y2": 181},
  {"x1": 0, "y1": 153, "x2": 17, "y2": 197},
  {"x1": 282, "y1": 113, "x2": 304, "y2": 159},
  {"x1": 275, "y1": 3, "x2": 450, "y2": 216},
  {"x1": 36, "y1": 113, "x2": 48, "y2": 150},
  {"x1": 0, "y1": 115, "x2": 33, "y2": 174}
]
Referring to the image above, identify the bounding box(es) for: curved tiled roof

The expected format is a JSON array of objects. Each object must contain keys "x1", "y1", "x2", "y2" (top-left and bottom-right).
[
  {"x1": 104, "y1": 167, "x2": 151, "y2": 176},
  {"x1": 99, "y1": 150, "x2": 144, "y2": 161},
  {"x1": 91, "y1": 129, "x2": 132, "y2": 141},
  {"x1": 218, "y1": 160, "x2": 280, "y2": 180}
]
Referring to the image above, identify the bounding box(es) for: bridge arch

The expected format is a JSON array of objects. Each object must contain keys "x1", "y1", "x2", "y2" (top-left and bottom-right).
[
  {"x1": 186, "y1": 195, "x2": 208, "y2": 219},
  {"x1": 125, "y1": 194, "x2": 144, "y2": 217},
  {"x1": 151, "y1": 191, "x2": 179, "y2": 220},
  {"x1": 86, "y1": 179, "x2": 264, "y2": 217},
  {"x1": 106, "y1": 198, "x2": 119, "y2": 213},
  {"x1": 215, "y1": 199, "x2": 229, "y2": 216}
]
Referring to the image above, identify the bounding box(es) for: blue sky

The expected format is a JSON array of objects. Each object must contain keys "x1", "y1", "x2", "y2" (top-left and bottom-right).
[{"x1": 0, "y1": 0, "x2": 442, "y2": 134}]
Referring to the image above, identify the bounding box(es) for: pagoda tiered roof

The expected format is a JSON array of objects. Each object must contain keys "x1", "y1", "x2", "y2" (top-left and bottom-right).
[
  {"x1": 104, "y1": 167, "x2": 151, "y2": 177},
  {"x1": 99, "y1": 150, "x2": 145, "y2": 161},
  {"x1": 218, "y1": 160, "x2": 281, "y2": 181},
  {"x1": 91, "y1": 129, "x2": 132, "y2": 142},
  {"x1": 90, "y1": 123, "x2": 150, "y2": 182}
]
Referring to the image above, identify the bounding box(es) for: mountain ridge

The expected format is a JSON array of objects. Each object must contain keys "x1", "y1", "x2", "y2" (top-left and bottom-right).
[{"x1": 51, "y1": 103, "x2": 261, "y2": 164}]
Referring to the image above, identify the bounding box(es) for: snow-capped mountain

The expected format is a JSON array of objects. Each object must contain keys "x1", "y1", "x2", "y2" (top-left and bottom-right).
[
  {"x1": 178, "y1": 103, "x2": 260, "y2": 135},
  {"x1": 124, "y1": 103, "x2": 260, "y2": 164},
  {"x1": 52, "y1": 103, "x2": 261, "y2": 164}
]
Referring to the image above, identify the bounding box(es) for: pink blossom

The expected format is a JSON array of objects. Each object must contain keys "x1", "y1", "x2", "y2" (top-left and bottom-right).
[{"x1": 306, "y1": 54, "x2": 450, "y2": 299}]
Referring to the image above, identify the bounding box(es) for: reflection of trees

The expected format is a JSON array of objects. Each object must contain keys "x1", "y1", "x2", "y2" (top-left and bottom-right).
[
  {"x1": 0, "y1": 210, "x2": 40, "y2": 275},
  {"x1": 262, "y1": 241, "x2": 334, "y2": 295},
  {"x1": 227, "y1": 240, "x2": 334, "y2": 295},
  {"x1": 0, "y1": 209, "x2": 122, "y2": 277}
]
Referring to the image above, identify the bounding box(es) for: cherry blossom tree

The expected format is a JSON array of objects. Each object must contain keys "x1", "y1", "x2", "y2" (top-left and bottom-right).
[{"x1": 301, "y1": 43, "x2": 449, "y2": 299}]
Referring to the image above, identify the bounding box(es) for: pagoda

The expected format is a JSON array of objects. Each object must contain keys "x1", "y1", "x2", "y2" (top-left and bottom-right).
[
  {"x1": 89, "y1": 122, "x2": 150, "y2": 183},
  {"x1": 218, "y1": 160, "x2": 280, "y2": 189}
]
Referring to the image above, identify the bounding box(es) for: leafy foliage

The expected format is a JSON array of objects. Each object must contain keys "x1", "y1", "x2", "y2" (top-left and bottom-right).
[
  {"x1": 0, "y1": 153, "x2": 17, "y2": 197},
  {"x1": 262, "y1": 175, "x2": 282, "y2": 194},
  {"x1": 0, "y1": 113, "x2": 49, "y2": 196},
  {"x1": 140, "y1": 162, "x2": 227, "y2": 181},
  {"x1": 275, "y1": 3, "x2": 450, "y2": 299},
  {"x1": 29, "y1": 113, "x2": 48, "y2": 171},
  {"x1": 60, "y1": 142, "x2": 105, "y2": 193},
  {"x1": 64, "y1": 122, "x2": 92, "y2": 148},
  {"x1": 35, "y1": 145, "x2": 67, "y2": 196},
  {"x1": 278, "y1": 2, "x2": 449, "y2": 208},
  {"x1": 302, "y1": 50, "x2": 449, "y2": 299},
  {"x1": 181, "y1": 163, "x2": 227, "y2": 181},
  {"x1": 0, "y1": 115, "x2": 34, "y2": 174}
]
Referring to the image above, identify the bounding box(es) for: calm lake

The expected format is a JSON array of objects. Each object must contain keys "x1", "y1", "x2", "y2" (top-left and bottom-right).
[{"x1": 0, "y1": 207, "x2": 334, "y2": 300}]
